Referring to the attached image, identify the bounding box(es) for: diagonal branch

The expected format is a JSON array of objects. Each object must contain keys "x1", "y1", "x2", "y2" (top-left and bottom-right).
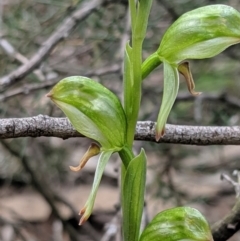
[
  {"x1": 0, "y1": 64, "x2": 120, "y2": 102},
  {"x1": 212, "y1": 199, "x2": 240, "y2": 241},
  {"x1": 0, "y1": 0, "x2": 105, "y2": 91},
  {"x1": 0, "y1": 115, "x2": 240, "y2": 145}
]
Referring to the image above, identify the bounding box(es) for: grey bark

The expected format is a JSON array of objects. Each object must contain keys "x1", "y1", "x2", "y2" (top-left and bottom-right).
[{"x1": 1, "y1": 115, "x2": 240, "y2": 145}]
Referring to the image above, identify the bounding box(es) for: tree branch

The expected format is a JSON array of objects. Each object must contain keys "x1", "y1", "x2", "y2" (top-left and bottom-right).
[
  {"x1": 0, "y1": 0, "x2": 105, "y2": 91},
  {"x1": 0, "y1": 115, "x2": 240, "y2": 145},
  {"x1": 212, "y1": 199, "x2": 240, "y2": 241},
  {"x1": 0, "y1": 64, "x2": 120, "y2": 102}
]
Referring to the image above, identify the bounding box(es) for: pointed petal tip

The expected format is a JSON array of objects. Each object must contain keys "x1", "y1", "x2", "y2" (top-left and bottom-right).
[
  {"x1": 79, "y1": 216, "x2": 87, "y2": 225},
  {"x1": 69, "y1": 165, "x2": 82, "y2": 172},
  {"x1": 69, "y1": 143, "x2": 100, "y2": 172},
  {"x1": 178, "y1": 62, "x2": 202, "y2": 97},
  {"x1": 79, "y1": 207, "x2": 90, "y2": 225},
  {"x1": 79, "y1": 206, "x2": 86, "y2": 215},
  {"x1": 45, "y1": 91, "x2": 53, "y2": 98},
  {"x1": 190, "y1": 90, "x2": 202, "y2": 96},
  {"x1": 155, "y1": 128, "x2": 165, "y2": 141}
]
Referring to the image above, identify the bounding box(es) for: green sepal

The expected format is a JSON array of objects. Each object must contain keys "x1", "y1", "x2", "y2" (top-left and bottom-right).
[
  {"x1": 47, "y1": 76, "x2": 127, "y2": 150},
  {"x1": 156, "y1": 61, "x2": 179, "y2": 140},
  {"x1": 139, "y1": 207, "x2": 213, "y2": 241},
  {"x1": 79, "y1": 150, "x2": 113, "y2": 225},
  {"x1": 122, "y1": 149, "x2": 147, "y2": 241},
  {"x1": 158, "y1": 5, "x2": 240, "y2": 63}
]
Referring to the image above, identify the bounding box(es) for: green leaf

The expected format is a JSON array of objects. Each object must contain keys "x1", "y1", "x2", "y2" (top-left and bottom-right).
[
  {"x1": 156, "y1": 61, "x2": 179, "y2": 140},
  {"x1": 158, "y1": 5, "x2": 240, "y2": 63},
  {"x1": 79, "y1": 150, "x2": 113, "y2": 225},
  {"x1": 122, "y1": 149, "x2": 147, "y2": 241},
  {"x1": 139, "y1": 207, "x2": 213, "y2": 241},
  {"x1": 47, "y1": 76, "x2": 127, "y2": 150}
]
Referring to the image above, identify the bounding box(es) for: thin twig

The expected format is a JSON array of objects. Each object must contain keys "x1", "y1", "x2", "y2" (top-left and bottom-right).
[
  {"x1": 0, "y1": 38, "x2": 46, "y2": 81},
  {"x1": 212, "y1": 199, "x2": 240, "y2": 241},
  {"x1": 0, "y1": 64, "x2": 120, "y2": 102},
  {"x1": 0, "y1": 0, "x2": 105, "y2": 91},
  {"x1": 211, "y1": 172, "x2": 240, "y2": 241}
]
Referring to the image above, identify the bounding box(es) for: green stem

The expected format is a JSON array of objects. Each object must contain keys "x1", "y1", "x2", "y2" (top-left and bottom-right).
[
  {"x1": 119, "y1": 145, "x2": 135, "y2": 168},
  {"x1": 141, "y1": 52, "x2": 162, "y2": 80},
  {"x1": 128, "y1": 0, "x2": 137, "y2": 28},
  {"x1": 126, "y1": 37, "x2": 143, "y2": 147}
]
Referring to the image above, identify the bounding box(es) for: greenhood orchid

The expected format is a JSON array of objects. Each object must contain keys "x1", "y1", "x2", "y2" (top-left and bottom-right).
[
  {"x1": 46, "y1": 3, "x2": 240, "y2": 240},
  {"x1": 142, "y1": 4, "x2": 240, "y2": 140},
  {"x1": 47, "y1": 76, "x2": 127, "y2": 224}
]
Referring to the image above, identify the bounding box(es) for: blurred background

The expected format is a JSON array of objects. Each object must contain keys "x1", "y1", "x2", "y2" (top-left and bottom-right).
[{"x1": 1, "y1": 0, "x2": 240, "y2": 240}]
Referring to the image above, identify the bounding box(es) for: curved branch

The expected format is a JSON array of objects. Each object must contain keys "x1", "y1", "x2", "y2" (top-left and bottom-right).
[
  {"x1": 0, "y1": 0, "x2": 105, "y2": 91},
  {"x1": 0, "y1": 115, "x2": 240, "y2": 145},
  {"x1": 212, "y1": 199, "x2": 240, "y2": 241}
]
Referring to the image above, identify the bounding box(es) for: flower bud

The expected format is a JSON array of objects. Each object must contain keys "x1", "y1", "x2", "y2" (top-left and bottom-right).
[
  {"x1": 157, "y1": 4, "x2": 240, "y2": 63},
  {"x1": 47, "y1": 76, "x2": 127, "y2": 150}
]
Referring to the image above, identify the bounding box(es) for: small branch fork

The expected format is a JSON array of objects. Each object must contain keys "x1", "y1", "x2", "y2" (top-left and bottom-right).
[{"x1": 0, "y1": 115, "x2": 240, "y2": 145}]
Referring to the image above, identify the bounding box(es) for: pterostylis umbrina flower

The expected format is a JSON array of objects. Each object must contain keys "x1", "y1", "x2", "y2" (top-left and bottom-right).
[
  {"x1": 47, "y1": 76, "x2": 127, "y2": 224},
  {"x1": 142, "y1": 4, "x2": 240, "y2": 140}
]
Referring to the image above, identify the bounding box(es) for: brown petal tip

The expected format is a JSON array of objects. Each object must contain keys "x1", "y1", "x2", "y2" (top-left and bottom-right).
[
  {"x1": 45, "y1": 91, "x2": 53, "y2": 98},
  {"x1": 155, "y1": 128, "x2": 165, "y2": 142}
]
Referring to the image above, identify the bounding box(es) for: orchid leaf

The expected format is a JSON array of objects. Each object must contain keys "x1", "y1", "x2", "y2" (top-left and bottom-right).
[{"x1": 122, "y1": 149, "x2": 147, "y2": 241}]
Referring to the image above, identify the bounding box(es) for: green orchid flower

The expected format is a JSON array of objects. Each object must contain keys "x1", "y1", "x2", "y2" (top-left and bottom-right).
[
  {"x1": 47, "y1": 76, "x2": 127, "y2": 224},
  {"x1": 142, "y1": 4, "x2": 240, "y2": 140}
]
